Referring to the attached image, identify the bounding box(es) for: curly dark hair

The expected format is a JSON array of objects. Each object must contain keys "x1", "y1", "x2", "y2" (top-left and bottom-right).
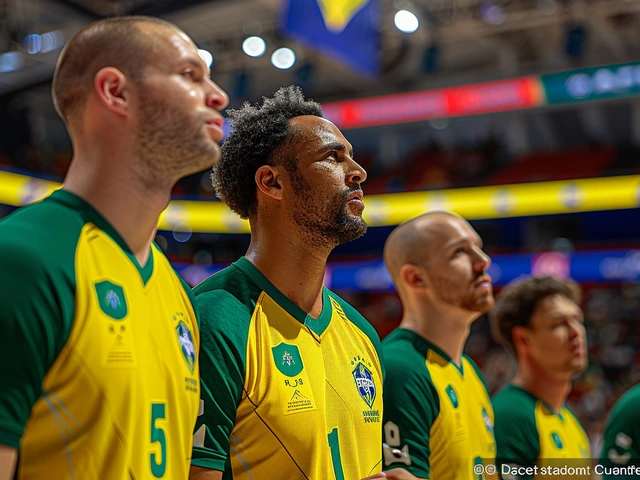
[
  {"x1": 491, "y1": 275, "x2": 582, "y2": 356},
  {"x1": 213, "y1": 85, "x2": 323, "y2": 219}
]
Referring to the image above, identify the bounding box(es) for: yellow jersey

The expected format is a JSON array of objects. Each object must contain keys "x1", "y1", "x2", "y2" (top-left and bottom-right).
[
  {"x1": 382, "y1": 328, "x2": 497, "y2": 480},
  {"x1": 0, "y1": 190, "x2": 200, "y2": 479},
  {"x1": 493, "y1": 384, "x2": 591, "y2": 479},
  {"x1": 192, "y1": 257, "x2": 384, "y2": 479}
]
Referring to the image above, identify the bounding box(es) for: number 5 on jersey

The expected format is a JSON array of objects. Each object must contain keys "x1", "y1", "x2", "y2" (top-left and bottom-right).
[{"x1": 150, "y1": 402, "x2": 167, "y2": 478}]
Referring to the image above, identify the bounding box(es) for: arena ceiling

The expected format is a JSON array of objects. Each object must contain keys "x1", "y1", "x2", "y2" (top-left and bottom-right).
[{"x1": 2, "y1": 0, "x2": 640, "y2": 102}]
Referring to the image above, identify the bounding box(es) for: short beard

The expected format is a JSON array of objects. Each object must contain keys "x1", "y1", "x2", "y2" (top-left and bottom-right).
[
  {"x1": 429, "y1": 274, "x2": 495, "y2": 314},
  {"x1": 288, "y1": 165, "x2": 367, "y2": 249},
  {"x1": 134, "y1": 94, "x2": 219, "y2": 189}
]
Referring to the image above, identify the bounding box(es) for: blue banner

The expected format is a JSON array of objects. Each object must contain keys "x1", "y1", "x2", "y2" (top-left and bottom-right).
[
  {"x1": 280, "y1": 0, "x2": 379, "y2": 77},
  {"x1": 175, "y1": 250, "x2": 640, "y2": 291}
]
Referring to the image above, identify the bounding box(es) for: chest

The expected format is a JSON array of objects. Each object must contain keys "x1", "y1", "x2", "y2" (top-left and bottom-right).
[{"x1": 536, "y1": 410, "x2": 590, "y2": 458}]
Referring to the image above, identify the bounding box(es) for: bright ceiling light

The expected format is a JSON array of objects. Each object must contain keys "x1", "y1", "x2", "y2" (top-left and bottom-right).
[
  {"x1": 242, "y1": 36, "x2": 266, "y2": 57},
  {"x1": 394, "y1": 10, "x2": 419, "y2": 33},
  {"x1": 271, "y1": 47, "x2": 296, "y2": 70},
  {"x1": 198, "y1": 49, "x2": 213, "y2": 67}
]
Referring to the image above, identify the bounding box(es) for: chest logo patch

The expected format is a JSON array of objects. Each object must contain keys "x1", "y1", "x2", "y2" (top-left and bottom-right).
[
  {"x1": 176, "y1": 321, "x2": 196, "y2": 374},
  {"x1": 272, "y1": 343, "x2": 304, "y2": 377},
  {"x1": 446, "y1": 385, "x2": 459, "y2": 408},
  {"x1": 95, "y1": 280, "x2": 128, "y2": 320},
  {"x1": 352, "y1": 361, "x2": 377, "y2": 408}
]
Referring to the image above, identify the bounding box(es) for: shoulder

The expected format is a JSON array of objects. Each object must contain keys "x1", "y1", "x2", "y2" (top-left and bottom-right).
[
  {"x1": 0, "y1": 195, "x2": 84, "y2": 289},
  {"x1": 611, "y1": 384, "x2": 640, "y2": 420},
  {"x1": 0, "y1": 194, "x2": 84, "y2": 262},
  {"x1": 463, "y1": 354, "x2": 490, "y2": 395},
  {"x1": 327, "y1": 289, "x2": 380, "y2": 346},
  {"x1": 493, "y1": 385, "x2": 537, "y2": 425},
  {"x1": 382, "y1": 330, "x2": 438, "y2": 399},
  {"x1": 194, "y1": 264, "x2": 260, "y2": 347}
]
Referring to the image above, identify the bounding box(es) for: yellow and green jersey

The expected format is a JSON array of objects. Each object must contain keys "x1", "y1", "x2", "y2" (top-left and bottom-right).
[
  {"x1": 382, "y1": 328, "x2": 497, "y2": 480},
  {"x1": 599, "y1": 384, "x2": 640, "y2": 478},
  {"x1": 493, "y1": 384, "x2": 590, "y2": 479},
  {"x1": 0, "y1": 189, "x2": 201, "y2": 479},
  {"x1": 192, "y1": 257, "x2": 384, "y2": 479}
]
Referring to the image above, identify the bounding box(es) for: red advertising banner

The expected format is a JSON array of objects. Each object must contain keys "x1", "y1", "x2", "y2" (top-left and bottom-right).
[{"x1": 322, "y1": 77, "x2": 545, "y2": 129}]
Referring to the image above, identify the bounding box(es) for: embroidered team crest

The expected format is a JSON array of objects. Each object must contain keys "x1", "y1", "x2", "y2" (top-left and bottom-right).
[
  {"x1": 272, "y1": 343, "x2": 304, "y2": 377},
  {"x1": 482, "y1": 407, "x2": 494, "y2": 434},
  {"x1": 95, "y1": 280, "x2": 127, "y2": 320},
  {"x1": 176, "y1": 321, "x2": 196, "y2": 374},
  {"x1": 446, "y1": 385, "x2": 459, "y2": 408},
  {"x1": 352, "y1": 362, "x2": 376, "y2": 408}
]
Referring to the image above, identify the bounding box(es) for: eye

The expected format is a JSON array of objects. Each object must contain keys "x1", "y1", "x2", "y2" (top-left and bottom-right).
[
  {"x1": 326, "y1": 150, "x2": 344, "y2": 162},
  {"x1": 452, "y1": 247, "x2": 466, "y2": 257},
  {"x1": 181, "y1": 69, "x2": 196, "y2": 80}
]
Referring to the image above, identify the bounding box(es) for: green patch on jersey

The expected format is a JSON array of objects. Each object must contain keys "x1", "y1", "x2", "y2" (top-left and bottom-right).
[
  {"x1": 272, "y1": 343, "x2": 304, "y2": 377},
  {"x1": 95, "y1": 280, "x2": 128, "y2": 320}
]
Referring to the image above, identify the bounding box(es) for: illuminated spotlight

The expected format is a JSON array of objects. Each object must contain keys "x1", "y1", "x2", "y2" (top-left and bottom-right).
[
  {"x1": 478, "y1": 2, "x2": 506, "y2": 25},
  {"x1": 394, "y1": 10, "x2": 419, "y2": 33},
  {"x1": 0, "y1": 51, "x2": 24, "y2": 72},
  {"x1": 24, "y1": 34, "x2": 42, "y2": 54},
  {"x1": 41, "y1": 30, "x2": 64, "y2": 53},
  {"x1": 198, "y1": 49, "x2": 213, "y2": 67},
  {"x1": 242, "y1": 36, "x2": 266, "y2": 57},
  {"x1": 271, "y1": 47, "x2": 296, "y2": 70}
]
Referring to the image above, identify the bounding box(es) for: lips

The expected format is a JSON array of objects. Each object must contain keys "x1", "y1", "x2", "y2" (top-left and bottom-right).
[
  {"x1": 347, "y1": 190, "x2": 364, "y2": 202},
  {"x1": 206, "y1": 116, "x2": 224, "y2": 129},
  {"x1": 474, "y1": 274, "x2": 492, "y2": 288},
  {"x1": 205, "y1": 116, "x2": 224, "y2": 141}
]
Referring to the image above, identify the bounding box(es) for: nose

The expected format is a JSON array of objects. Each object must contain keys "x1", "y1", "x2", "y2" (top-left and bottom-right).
[
  {"x1": 346, "y1": 158, "x2": 367, "y2": 185},
  {"x1": 568, "y1": 319, "x2": 583, "y2": 341},
  {"x1": 205, "y1": 79, "x2": 229, "y2": 111},
  {"x1": 474, "y1": 248, "x2": 491, "y2": 272}
]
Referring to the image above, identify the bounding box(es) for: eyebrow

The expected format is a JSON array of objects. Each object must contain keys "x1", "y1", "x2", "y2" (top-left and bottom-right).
[{"x1": 317, "y1": 141, "x2": 354, "y2": 158}]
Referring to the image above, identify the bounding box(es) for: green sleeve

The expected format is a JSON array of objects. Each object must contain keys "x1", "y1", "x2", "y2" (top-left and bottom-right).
[
  {"x1": 0, "y1": 203, "x2": 77, "y2": 449},
  {"x1": 191, "y1": 289, "x2": 250, "y2": 471},
  {"x1": 382, "y1": 344, "x2": 438, "y2": 478},
  {"x1": 493, "y1": 387, "x2": 540, "y2": 478},
  {"x1": 600, "y1": 384, "x2": 640, "y2": 474}
]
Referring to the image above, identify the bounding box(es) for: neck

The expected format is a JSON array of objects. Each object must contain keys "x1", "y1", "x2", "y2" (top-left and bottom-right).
[
  {"x1": 512, "y1": 362, "x2": 571, "y2": 414},
  {"x1": 245, "y1": 220, "x2": 331, "y2": 318},
  {"x1": 63, "y1": 152, "x2": 172, "y2": 266},
  {"x1": 399, "y1": 299, "x2": 477, "y2": 365}
]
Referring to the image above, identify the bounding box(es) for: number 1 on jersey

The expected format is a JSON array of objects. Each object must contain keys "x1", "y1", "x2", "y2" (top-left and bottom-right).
[
  {"x1": 328, "y1": 428, "x2": 345, "y2": 480},
  {"x1": 150, "y1": 402, "x2": 167, "y2": 478}
]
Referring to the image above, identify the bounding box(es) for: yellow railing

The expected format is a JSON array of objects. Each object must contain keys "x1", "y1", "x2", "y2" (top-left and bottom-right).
[{"x1": 1, "y1": 169, "x2": 638, "y2": 233}]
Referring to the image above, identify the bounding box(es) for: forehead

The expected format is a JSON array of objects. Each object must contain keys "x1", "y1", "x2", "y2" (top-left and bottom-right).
[
  {"x1": 535, "y1": 294, "x2": 581, "y2": 317},
  {"x1": 421, "y1": 215, "x2": 478, "y2": 249},
  {"x1": 289, "y1": 116, "x2": 351, "y2": 150},
  {"x1": 144, "y1": 25, "x2": 203, "y2": 66}
]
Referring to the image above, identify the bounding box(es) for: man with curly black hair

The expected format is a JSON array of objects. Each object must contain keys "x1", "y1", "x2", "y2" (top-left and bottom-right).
[
  {"x1": 491, "y1": 276, "x2": 590, "y2": 477},
  {"x1": 190, "y1": 86, "x2": 385, "y2": 480}
]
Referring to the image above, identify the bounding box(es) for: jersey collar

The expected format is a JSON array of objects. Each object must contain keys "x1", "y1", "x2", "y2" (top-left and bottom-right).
[
  {"x1": 234, "y1": 256, "x2": 333, "y2": 337},
  {"x1": 50, "y1": 189, "x2": 154, "y2": 286}
]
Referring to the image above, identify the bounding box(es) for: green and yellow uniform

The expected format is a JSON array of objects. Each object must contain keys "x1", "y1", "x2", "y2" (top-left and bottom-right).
[
  {"x1": 192, "y1": 257, "x2": 384, "y2": 479},
  {"x1": 493, "y1": 384, "x2": 590, "y2": 479},
  {"x1": 0, "y1": 190, "x2": 200, "y2": 479},
  {"x1": 382, "y1": 328, "x2": 497, "y2": 480},
  {"x1": 599, "y1": 384, "x2": 640, "y2": 479}
]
